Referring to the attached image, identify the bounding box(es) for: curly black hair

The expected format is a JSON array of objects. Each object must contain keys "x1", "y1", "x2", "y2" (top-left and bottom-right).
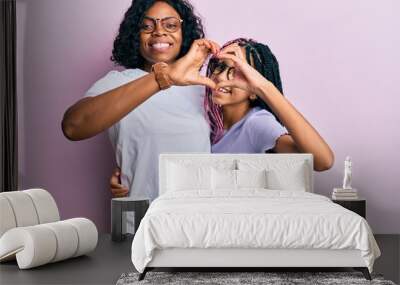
[{"x1": 111, "y1": 0, "x2": 205, "y2": 69}]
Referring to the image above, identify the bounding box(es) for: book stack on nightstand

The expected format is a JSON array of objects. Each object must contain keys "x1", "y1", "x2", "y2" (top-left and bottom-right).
[{"x1": 332, "y1": 187, "x2": 358, "y2": 200}]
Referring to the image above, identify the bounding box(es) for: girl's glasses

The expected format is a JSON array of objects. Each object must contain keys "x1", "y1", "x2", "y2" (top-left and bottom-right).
[
  {"x1": 209, "y1": 59, "x2": 236, "y2": 80},
  {"x1": 140, "y1": 16, "x2": 183, "y2": 33}
]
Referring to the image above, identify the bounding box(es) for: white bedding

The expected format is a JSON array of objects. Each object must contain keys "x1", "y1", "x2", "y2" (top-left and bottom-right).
[{"x1": 131, "y1": 190, "x2": 380, "y2": 273}]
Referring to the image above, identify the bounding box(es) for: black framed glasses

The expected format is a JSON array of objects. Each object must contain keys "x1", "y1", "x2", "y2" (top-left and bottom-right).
[
  {"x1": 208, "y1": 58, "x2": 236, "y2": 80},
  {"x1": 140, "y1": 16, "x2": 183, "y2": 33}
]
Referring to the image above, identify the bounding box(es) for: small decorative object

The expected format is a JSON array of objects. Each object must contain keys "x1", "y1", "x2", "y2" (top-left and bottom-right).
[
  {"x1": 342, "y1": 156, "x2": 352, "y2": 189},
  {"x1": 332, "y1": 156, "x2": 358, "y2": 200}
]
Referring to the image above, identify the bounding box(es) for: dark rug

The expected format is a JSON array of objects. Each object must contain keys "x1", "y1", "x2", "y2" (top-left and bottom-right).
[{"x1": 116, "y1": 271, "x2": 397, "y2": 285}]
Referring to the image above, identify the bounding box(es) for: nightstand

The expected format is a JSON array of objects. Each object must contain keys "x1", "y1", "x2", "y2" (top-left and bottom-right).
[
  {"x1": 111, "y1": 197, "x2": 150, "y2": 242},
  {"x1": 332, "y1": 198, "x2": 366, "y2": 218}
]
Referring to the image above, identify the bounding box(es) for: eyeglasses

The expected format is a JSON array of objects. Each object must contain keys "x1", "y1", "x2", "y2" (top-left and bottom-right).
[
  {"x1": 208, "y1": 58, "x2": 236, "y2": 80},
  {"x1": 140, "y1": 16, "x2": 183, "y2": 33}
]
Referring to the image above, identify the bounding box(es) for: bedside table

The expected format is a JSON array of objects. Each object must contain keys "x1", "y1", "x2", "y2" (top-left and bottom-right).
[
  {"x1": 111, "y1": 197, "x2": 150, "y2": 242},
  {"x1": 332, "y1": 198, "x2": 366, "y2": 218}
]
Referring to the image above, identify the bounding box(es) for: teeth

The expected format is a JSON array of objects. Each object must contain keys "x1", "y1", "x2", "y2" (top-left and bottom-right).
[
  {"x1": 218, "y1": 87, "x2": 230, "y2": 93},
  {"x1": 151, "y1": 43, "x2": 170, "y2": 49}
]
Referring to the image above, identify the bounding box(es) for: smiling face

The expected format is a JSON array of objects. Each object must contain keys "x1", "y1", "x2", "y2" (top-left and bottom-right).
[
  {"x1": 139, "y1": 1, "x2": 183, "y2": 71},
  {"x1": 209, "y1": 45, "x2": 255, "y2": 108}
]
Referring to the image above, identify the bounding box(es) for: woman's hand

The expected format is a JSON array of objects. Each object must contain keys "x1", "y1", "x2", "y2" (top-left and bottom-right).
[
  {"x1": 214, "y1": 44, "x2": 270, "y2": 96},
  {"x1": 110, "y1": 167, "x2": 129, "y2": 198},
  {"x1": 169, "y1": 39, "x2": 220, "y2": 89}
]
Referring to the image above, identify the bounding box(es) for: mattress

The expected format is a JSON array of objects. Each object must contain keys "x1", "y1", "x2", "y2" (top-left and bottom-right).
[{"x1": 131, "y1": 189, "x2": 380, "y2": 273}]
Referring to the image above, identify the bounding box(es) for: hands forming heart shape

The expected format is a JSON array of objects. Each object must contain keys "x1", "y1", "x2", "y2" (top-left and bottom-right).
[
  {"x1": 169, "y1": 39, "x2": 220, "y2": 90},
  {"x1": 169, "y1": 39, "x2": 270, "y2": 96}
]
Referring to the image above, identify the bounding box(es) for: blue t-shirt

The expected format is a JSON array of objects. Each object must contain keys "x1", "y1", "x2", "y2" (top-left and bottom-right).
[{"x1": 211, "y1": 107, "x2": 287, "y2": 153}]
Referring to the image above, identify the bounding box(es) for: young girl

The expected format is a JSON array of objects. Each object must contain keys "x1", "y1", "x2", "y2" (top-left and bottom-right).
[{"x1": 205, "y1": 38, "x2": 334, "y2": 171}]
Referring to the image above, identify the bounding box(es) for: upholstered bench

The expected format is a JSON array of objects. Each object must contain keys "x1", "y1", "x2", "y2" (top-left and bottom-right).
[{"x1": 0, "y1": 189, "x2": 98, "y2": 269}]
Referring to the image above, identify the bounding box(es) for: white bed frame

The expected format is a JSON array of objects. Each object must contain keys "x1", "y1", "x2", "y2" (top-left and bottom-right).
[{"x1": 139, "y1": 154, "x2": 371, "y2": 280}]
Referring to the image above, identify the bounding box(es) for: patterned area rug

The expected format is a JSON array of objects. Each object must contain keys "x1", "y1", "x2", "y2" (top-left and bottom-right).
[{"x1": 116, "y1": 271, "x2": 396, "y2": 285}]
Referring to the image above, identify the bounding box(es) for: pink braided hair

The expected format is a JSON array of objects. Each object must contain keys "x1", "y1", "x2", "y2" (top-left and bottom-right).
[{"x1": 204, "y1": 38, "x2": 258, "y2": 144}]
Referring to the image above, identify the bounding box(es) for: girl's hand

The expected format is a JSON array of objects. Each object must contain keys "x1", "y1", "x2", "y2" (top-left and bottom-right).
[
  {"x1": 215, "y1": 44, "x2": 270, "y2": 95},
  {"x1": 110, "y1": 167, "x2": 129, "y2": 198},
  {"x1": 169, "y1": 39, "x2": 220, "y2": 89}
]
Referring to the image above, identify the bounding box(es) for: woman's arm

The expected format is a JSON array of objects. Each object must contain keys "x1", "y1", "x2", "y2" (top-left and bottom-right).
[
  {"x1": 62, "y1": 73, "x2": 160, "y2": 141},
  {"x1": 216, "y1": 46, "x2": 334, "y2": 171},
  {"x1": 62, "y1": 39, "x2": 219, "y2": 141}
]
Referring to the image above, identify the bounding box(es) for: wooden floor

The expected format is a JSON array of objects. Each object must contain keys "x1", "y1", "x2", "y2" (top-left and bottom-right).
[{"x1": 0, "y1": 234, "x2": 398, "y2": 285}]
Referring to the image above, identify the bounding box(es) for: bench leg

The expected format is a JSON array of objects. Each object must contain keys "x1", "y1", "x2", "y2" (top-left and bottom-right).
[
  {"x1": 354, "y1": 267, "x2": 371, "y2": 280},
  {"x1": 138, "y1": 268, "x2": 148, "y2": 281}
]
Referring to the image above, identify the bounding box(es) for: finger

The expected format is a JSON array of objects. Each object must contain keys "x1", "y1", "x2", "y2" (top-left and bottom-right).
[
  {"x1": 110, "y1": 183, "x2": 128, "y2": 189},
  {"x1": 206, "y1": 41, "x2": 216, "y2": 54},
  {"x1": 199, "y1": 39, "x2": 219, "y2": 55},
  {"x1": 194, "y1": 76, "x2": 216, "y2": 89},
  {"x1": 220, "y1": 43, "x2": 238, "y2": 53},
  {"x1": 197, "y1": 39, "x2": 211, "y2": 50},
  {"x1": 112, "y1": 186, "x2": 128, "y2": 193},
  {"x1": 216, "y1": 53, "x2": 244, "y2": 66},
  {"x1": 206, "y1": 40, "x2": 220, "y2": 54},
  {"x1": 112, "y1": 188, "x2": 129, "y2": 195},
  {"x1": 191, "y1": 40, "x2": 208, "y2": 55},
  {"x1": 208, "y1": 40, "x2": 221, "y2": 54},
  {"x1": 110, "y1": 173, "x2": 122, "y2": 186},
  {"x1": 113, "y1": 192, "x2": 128, "y2": 198},
  {"x1": 197, "y1": 41, "x2": 214, "y2": 57},
  {"x1": 219, "y1": 45, "x2": 244, "y2": 59}
]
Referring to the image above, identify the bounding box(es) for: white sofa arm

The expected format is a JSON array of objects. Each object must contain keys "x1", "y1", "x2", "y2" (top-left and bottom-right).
[{"x1": 0, "y1": 218, "x2": 98, "y2": 269}]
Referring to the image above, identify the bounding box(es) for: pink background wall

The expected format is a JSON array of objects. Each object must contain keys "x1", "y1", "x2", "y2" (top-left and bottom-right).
[{"x1": 16, "y1": 0, "x2": 400, "y2": 233}]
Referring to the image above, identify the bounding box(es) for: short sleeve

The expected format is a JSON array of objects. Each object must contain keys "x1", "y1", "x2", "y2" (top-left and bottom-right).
[
  {"x1": 246, "y1": 110, "x2": 288, "y2": 153},
  {"x1": 84, "y1": 70, "x2": 129, "y2": 98}
]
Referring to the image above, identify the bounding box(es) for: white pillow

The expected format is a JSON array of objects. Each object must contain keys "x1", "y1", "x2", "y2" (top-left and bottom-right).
[
  {"x1": 238, "y1": 159, "x2": 309, "y2": 191},
  {"x1": 167, "y1": 163, "x2": 212, "y2": 191},
  {"x1": 265, "y1": 162, "x2": 307, "y2": 191},
  {"x1": 236, "y1": 169, "x2": 268, "y2": 189},
  {"x1": 211, "y1": 169, "x2": 268, "y2": 190},
  {"x1": 211, "y1": 168, "x2": 237, "y2": 190}
]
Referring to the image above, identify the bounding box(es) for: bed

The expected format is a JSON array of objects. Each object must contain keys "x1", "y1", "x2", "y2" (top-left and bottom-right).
[{"x1": 131, "y1": 153, "x2": 381, "y2": 280}]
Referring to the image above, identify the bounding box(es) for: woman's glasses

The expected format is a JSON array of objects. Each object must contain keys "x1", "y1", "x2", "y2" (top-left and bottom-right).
[
  {"x1": 208, "y1": 59, "x2": 236, "y2": 80},
  {"x1": 140, "y1": 16, "x2": 183, "y2": 33}
]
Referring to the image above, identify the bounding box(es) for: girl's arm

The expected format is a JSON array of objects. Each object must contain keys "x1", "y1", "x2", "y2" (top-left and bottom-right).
[
  {"x1": 62, "y1": 39, "x2": 219, "y2": 141},
  {"x1": 257, "y1": 82, "x2": 334, "y2": 171},
  {"x1": 216, "y1": 46, "x2": 334, "y2": 171}
]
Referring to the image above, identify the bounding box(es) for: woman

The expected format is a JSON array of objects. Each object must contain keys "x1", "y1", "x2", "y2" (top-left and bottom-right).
[
  {"x1": 62, "y1": 0, "x2": 220, "y2": 200},
  {"x1": 205, "y1": 38, "x2": 334, "y2": 170},
  {"x1": 110, "y1": 38, "x2": 334, "y2": 195}
]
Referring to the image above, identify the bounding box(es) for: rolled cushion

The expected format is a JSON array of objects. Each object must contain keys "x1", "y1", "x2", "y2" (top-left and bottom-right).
[
  {"x1": 24, "y1": 189, "x2": 60, "y2": 223},
  {"x1": 42, "y1": 221, "x2": 79, "y2": 262},
  {"x1": 0, "y1": 196, "x2": 17, "y2": 237},
  {"x1": 0, "y1": 226, "x2": 57, "y2": 268},
  {"x1": 64, "y1": 218, "x2": 98, "y2": 257},
  {"x1": 0, "y1": 189, "x2": 60, "y2": 238},
  {"x1": 0, "y1": 191, "x2": 39, "y2": 228},
  {"x1": 0, "y1": 218, "x2": 98, "y2": 269}
]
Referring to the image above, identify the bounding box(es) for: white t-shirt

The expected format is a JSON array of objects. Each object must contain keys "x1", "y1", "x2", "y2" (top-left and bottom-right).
[{"x1": 84, "y1": 69, "x2": 211, "y2": 200}]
